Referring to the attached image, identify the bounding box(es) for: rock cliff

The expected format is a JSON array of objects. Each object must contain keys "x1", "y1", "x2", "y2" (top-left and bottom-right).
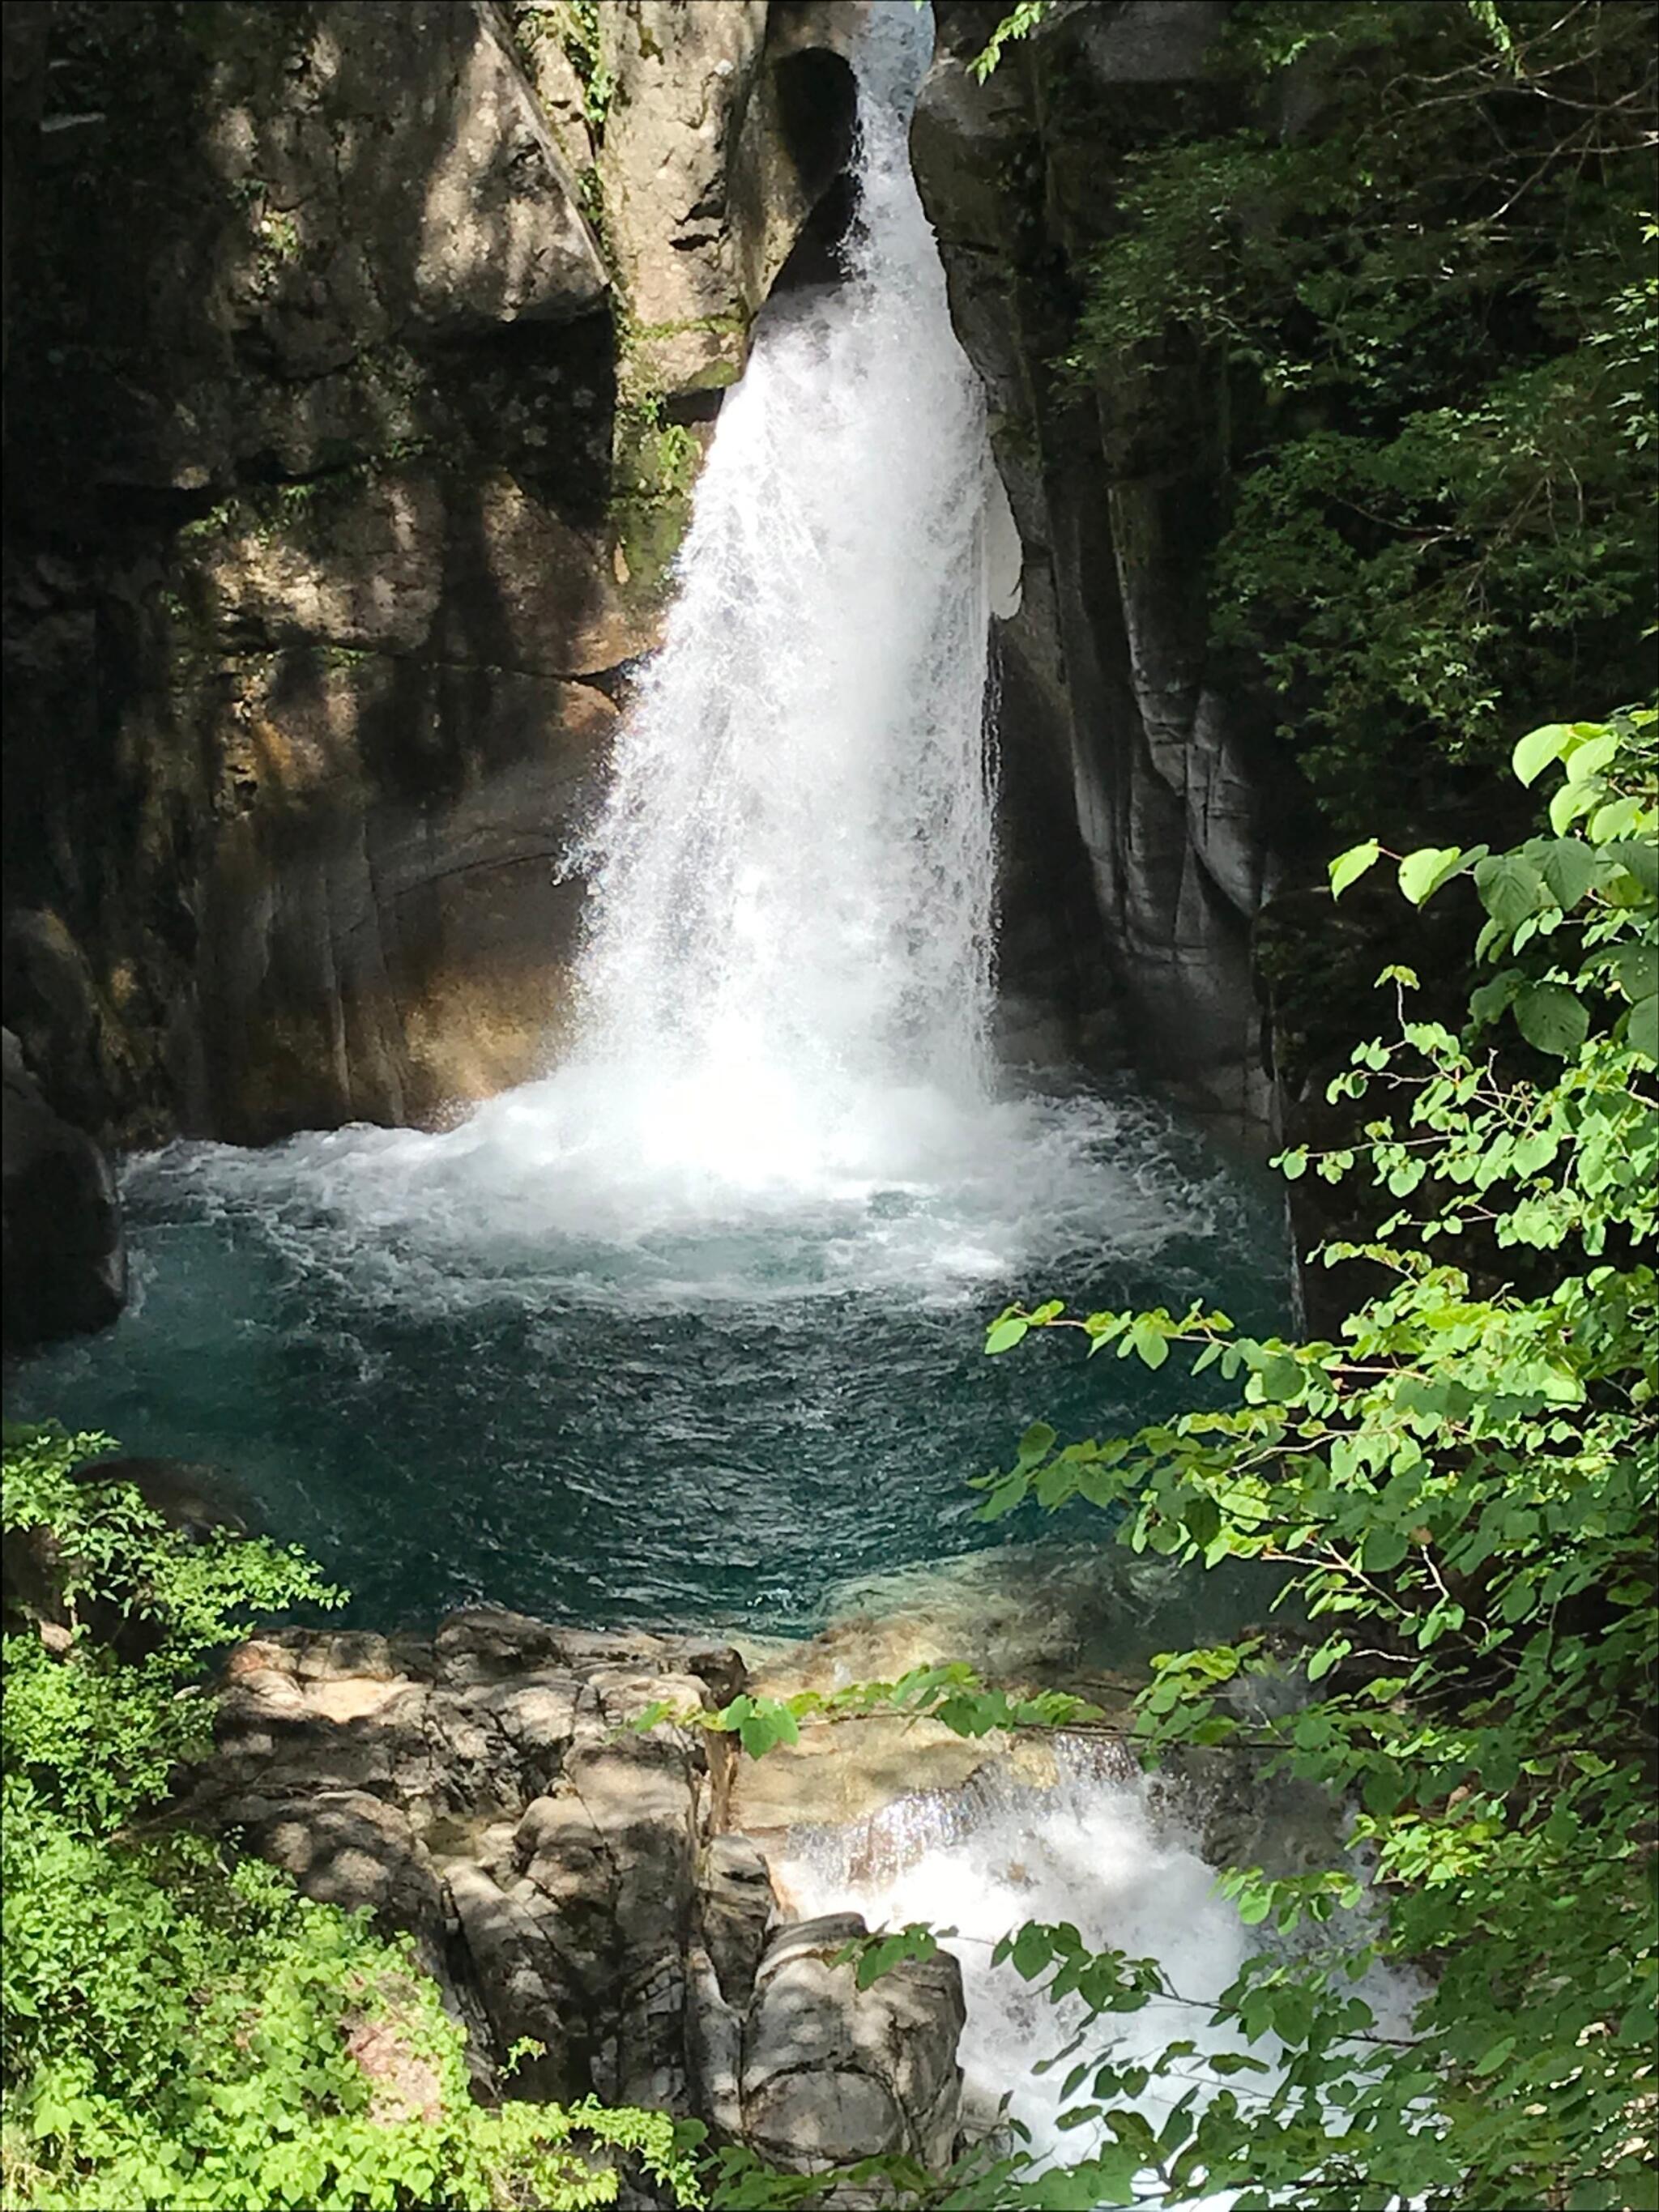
[
  {"x1": 915, "y1": 0, "x2": 1289, "y2": 1141},
  {"x1": 2, "y1": 0, "x2": 1302, "y2": 1351},
  {"x1": 2, "y1": 0, "x2": 860, "y2": 1157}
]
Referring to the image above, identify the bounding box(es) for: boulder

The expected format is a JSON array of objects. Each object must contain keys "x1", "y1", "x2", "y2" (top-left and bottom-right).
[
  {"x1": 230, "y1": 1787, "x2": 449, "y2": 1962},
  {"x1": 446, "y1": 1859, "x2": 586, "y2": 2099},
  {"x1": 0, "y1": 1028, "x2": 126, "y2": 1346},
  {"x1": 523, "y1": 1736, "x2": 703, "y2": 2108},
  {"x1": 433, "y1": 1604, "x2": 743, "y2": 1701},
  {"x1": 740, "y1": 1915, "x2": 966, "y2": 2176}
]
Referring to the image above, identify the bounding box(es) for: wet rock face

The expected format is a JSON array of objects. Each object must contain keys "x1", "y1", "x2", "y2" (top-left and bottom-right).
[
  {"x1": 191, "y1": 1605, "x2": 966, "y2": 2173},
  {"x1": 914, "y1": 2, "x2": 1285, "y2": 1146},
  {"x1": 2, "y1": 0, "x2": 863, "y2": 1149},
  {"x1": 0, "y1": 1028, "x2": 126, "y2": 1347},
  {"x1": 2, "y1": 2, "x2": 625, "y2": 1145}
]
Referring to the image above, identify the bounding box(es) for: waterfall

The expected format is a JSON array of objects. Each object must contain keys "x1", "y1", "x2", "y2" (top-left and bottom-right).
[
  {"x1": 9, "y1": 18, "x2": 1324, "y2": 2180},
  {"x1": 562, "y1": 2, "x2": 1009, "y2": 1195}
]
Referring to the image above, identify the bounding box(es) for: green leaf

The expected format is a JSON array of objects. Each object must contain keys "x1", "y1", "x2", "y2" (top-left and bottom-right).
[
  {"x1": 1397, "y1": 846, "x2": 1465, "y2": 906},
  {"x1": 838, "y1": 1924, "x2": 944, "y2": 1990},
  {"x1": 1362, "y1": 1528, "x2": 1410, "y2": 1574},
  {"x1": 1588, "y1": 795, "x2": 1644, "y2": 843},
  {"x1": 1606, "y1": 838, "x2": 1659, "y2": 893},
  {"x1": 1307, "y1": 1636, "x2": 1353, "y2": 1682},
  {"x1": 1128, "y1": 1316, "x2": 1170, "y2": 1369},
  {"x1": 1009, "y1": 1924, "x2": 1054, "y2": 1980},
  {"x1": 1183, "y1": 1495, "x2": 1222, "y2": 1549},
  {"x1": 976, "y1": 1470, "x2": 1031, "y2": 1521},
  {"x1": 986, "y1": 1316, "x2": 1030, "y2": 1355},
  {"x1": 1330, "y1": 840, "x2": 1381, "y2": 897},
  {"x1": 1537, "y1": 838, "x2": 1600, "y2": 911},
  {"x1": 1550, "y1": 778, "x2": 1599, "y2": 835},
  {"x1": 1469, "y1": 970, "x2": 1523, "y2": 1027},
  {"x1": 1473, "y1": 853, "x2": 1544, "y2": 931},
  {"x1": 1513, "y1": 982, "x2": 1589, "y2": 1057},
  {"x1": 1610, "y1": 942, "x2": 1658, "y2": 1004},
  {"x1": 1512, "y1": 722, "x2": 1572, "y2": 785},
  {"x1": 735, "y1": 1698, "x2": 800, "y2": 1760},
  {"x1": 1563, "y1": 731, "x2": 1618, "y2": 784}
]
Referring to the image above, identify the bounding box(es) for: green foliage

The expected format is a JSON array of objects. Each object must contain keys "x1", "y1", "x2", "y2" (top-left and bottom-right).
[
  {"x1": 834, "y1": 1924, "x2": 953, "y2": 1993},
  {"x1": 1326, "y1": 704, "x2": 1658, "y2": 1066},
  {"x1": 3, "y1": 1423, "x2": 346, "y2": 1835},
  {"x1": 700, "y1": 706, "x2": 1656, "y2": 2208},
  {"x1": 560, "y1": 0, "x2": 613, "y2": 131},
  {"x1": 1062, "y1": 1, "x2": 1657, "y2": 820},
  {"x1": 633, "y1": 1661, "x2": 1107, "y2": 1759},
  {"x1": 2, "y1": 1424, "x2": 702, "y2": 2212},
  {"x1": 615, "y1": 392, "x2": 702, "y2": 508},
  {"x1": 518, "y1": 2, "x2": 612, "y2": 133},
  {"x1": 971, "y1": 0, "x2": 1053, "y2": 82},
  {"x1": 608, "y1": 375, "x2": 704, "y2": 592},
  {"x1": 951, "y1": 708, "x2": 1658, "y2": 2207}
]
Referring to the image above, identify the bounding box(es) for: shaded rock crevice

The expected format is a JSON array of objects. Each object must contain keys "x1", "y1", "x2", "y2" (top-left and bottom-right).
[{"x1": 916, "y1": 0, "x2": 1290, "y2": 1146}]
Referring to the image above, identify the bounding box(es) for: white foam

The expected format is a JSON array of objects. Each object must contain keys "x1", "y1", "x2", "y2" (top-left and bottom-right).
[{"x1": 775, "y1": 1739, "x2": 1423, "y2": 2201}]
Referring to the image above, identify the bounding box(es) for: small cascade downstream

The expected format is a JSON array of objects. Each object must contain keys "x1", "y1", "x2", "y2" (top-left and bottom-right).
[
  {"x1": 5, "y1": 6, "x2": 1392, "y2": 2195},
  {"x1": 773, "y1": 1735, "x2": 1421, "y2": 2188}
]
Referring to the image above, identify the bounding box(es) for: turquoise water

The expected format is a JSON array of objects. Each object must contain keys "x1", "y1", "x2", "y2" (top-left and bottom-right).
[{"x1": 8, "y1": 1080, "x2": 1287, "y2": 1636}]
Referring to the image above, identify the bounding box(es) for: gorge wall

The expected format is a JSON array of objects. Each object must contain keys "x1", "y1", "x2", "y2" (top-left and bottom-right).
[
  {"x1": 2, "y1": 0, "x2": 859, "y2": 1154},
  {"x1": 914, "y1": 0, "x2": 1292, "y2": 1139}
]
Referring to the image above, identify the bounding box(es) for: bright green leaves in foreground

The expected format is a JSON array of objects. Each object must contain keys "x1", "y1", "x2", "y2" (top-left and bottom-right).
[
  {"x1": 958, "y1": 710, "x2": 1659, "y2": 2210},
  {"x1": 0, "y1": 1425, "x2": 702, "y2": 2211},
  {"x1": 1329, "y1": 705, "x2": 1657, "y2": 1063}
]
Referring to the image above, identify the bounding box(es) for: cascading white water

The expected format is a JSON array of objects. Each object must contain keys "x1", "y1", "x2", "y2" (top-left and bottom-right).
[
  {"x1": 562, "y1": 1, "x2": 1008, "y2": 1195},
  {"x1": 76, "y1": 0, "x2": 1255, "y2": 1314},
  {"x1": 774, "y1": 1737, "x2": 1424, "y2": 2195}
]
